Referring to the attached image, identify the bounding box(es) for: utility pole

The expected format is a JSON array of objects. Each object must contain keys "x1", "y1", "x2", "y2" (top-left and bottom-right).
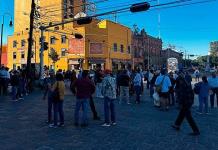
[{"x1": 26, "y1": 0, "x2": 36, "y2": 76}]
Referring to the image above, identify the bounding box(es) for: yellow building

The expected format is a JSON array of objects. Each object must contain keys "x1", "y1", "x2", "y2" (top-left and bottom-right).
[{"x1": 7, "y1": 0, "x2": 132, "y2": 71}]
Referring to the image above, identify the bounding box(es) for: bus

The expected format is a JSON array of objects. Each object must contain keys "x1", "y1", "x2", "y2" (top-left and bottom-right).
[{"x1": 167, "y1": 58, "x2": 178, "y2": 73}]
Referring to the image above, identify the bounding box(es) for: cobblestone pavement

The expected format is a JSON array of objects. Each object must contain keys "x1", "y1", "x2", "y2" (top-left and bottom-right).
[{"x1": 0, "y1": 85, "x2": 218, "y2": 150}]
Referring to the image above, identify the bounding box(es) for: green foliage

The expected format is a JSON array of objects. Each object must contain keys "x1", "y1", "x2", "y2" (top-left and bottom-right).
[
  {"x1": 49, "y1": 49, "x2": 59, "y2": 63},
  {"x1": 194, "y1": 55, "x2": 218, "y2": 67}
]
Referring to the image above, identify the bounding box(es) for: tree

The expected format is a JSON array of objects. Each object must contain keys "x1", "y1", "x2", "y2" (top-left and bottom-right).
[{"x1": 49, "y1": 48, "x2": 59, "y2": 71}]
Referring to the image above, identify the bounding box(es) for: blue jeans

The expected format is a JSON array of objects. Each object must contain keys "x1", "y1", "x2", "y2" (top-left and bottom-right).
[
  {"x1": 74, "y1": 98, "x2": 88, "y2": 125},
  {"x1": 12, "y1": 86, "x2": 17, "y2": 100},
  {"x1": 199, "y1": 96, "x2": 208, "y2": 113},
  {"x1": 210, "y1": 88, "x2": 218, "y2": 108},
  {"x1": 104, "y1": 97, "x2": 116, "y2": 124},
  {"x1": 134, "y1": 86, "x2": 141, "y2": 103},
  {"x1": 53, "y1": 101, "x2": 64, "y2": 125},
  {"x1": 48, "y1": 96, "x2": 53, "y2": 123}
]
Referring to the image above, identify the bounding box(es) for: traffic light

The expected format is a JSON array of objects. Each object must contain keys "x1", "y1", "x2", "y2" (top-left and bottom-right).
[
  {"x1": 130, "y1": 2, "x2": 150, "y2": 12},
  {"x1": 44, "y1": 42, "x2": 48, "y2": 50},
  {"x1": 74, "y1": 33, "x2": 83, "y2": 39},
  {"x1": 77, "y1": 17, "x2": 92, "y2": 25}
]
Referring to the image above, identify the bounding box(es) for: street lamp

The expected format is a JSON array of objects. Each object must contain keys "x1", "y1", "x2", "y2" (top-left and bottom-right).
[{"x1": 0, "y1": 13, "x2": 13, "y2": 66}]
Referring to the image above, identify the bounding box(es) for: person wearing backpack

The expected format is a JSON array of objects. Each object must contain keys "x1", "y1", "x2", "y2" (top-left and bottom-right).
[
  {"x1": 197, "y1": 76, "x2": 210, "y2": 114},
  {"x1": 172, "y1": 71, "x2": 200, "y2": 136},
  {"x1": 208, "y1": 72, "x2": 218, "y2": 108},
  {"x1": 43, "y1": 70, "x2": 56, "y2": 124},
  {"x1": 133, "y1": 69, "x2": 142, "y2": 104},
  {"x1": 155, "y1": 69, "x2": 172, "y2": 111},
  {"x1": 101, "y1": 69, "x2": 117, "y2": 127},
  {"x1": 49, "y1": 73, "x2": 65, "y2": 128}
]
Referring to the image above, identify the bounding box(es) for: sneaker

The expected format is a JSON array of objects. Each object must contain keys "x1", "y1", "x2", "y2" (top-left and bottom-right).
[
  {"x1": 188, "y1": 132, "x2": 200, "y2": 136},
  {"x1": 196, "y1": 111, "x2": 203, "y2": 115},
  {"x1": 171, "y1": 125, "x2": 180, "y2": 131},
  {"x1": 19, "y1": 97, "x2": 24, "y2": 100},
  {"x1": 127, "y1": 102, "x2": 131, "y2": 105},
  {"x1": 205, "y1": 112, "x2": 210, "y2": 115},
  {"x1": 12, "y1": 99, "x2": 18, "y2": 102},
  {"x1": 58, "y1": 123, "x2": 65, "y2": 127},
  {"x1": 49, "y1": 124, "x2": 58, "y2": 128},
  {"x1": 111, "y1": 122, "x2": 117, "y2": 126},
  {"x1": 101, "y1": 123, "x2": 111, "y2": 127}
]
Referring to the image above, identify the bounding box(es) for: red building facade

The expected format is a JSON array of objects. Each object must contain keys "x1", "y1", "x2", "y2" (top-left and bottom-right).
[{"x1": 132, "y1": 29, "x2": 162, "y2": 69}]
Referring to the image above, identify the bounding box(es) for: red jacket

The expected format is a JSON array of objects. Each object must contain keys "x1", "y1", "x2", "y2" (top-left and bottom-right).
[{"x1": 73, "y1": 77, "x2": 95, "y2": 99}]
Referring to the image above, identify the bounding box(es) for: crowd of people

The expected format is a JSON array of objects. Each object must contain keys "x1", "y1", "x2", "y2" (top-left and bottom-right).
[{"x1": 1, "y1": 64, "x2": 218, "y2": 136}]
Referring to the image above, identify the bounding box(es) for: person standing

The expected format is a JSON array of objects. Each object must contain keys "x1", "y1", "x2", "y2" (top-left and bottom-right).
[
  {"x1": 155, "y1": 69, "x2": 171, "y2": 111},
  {"x1": 43, "y1": 70, "x2": 56, "y2": 124},
  {"x1": 194, "y1": 69, "x2": 200, "y2": 82},
  {"x1": 94, "y1": 65, "x2": 104, "y2": 98},
  {"x1": 169, "y1": 72, "x2": 176, "y2": 106},
  {"x1": 208, "y1": 73, "x2": 218, "y2": 108},
  {"x1": 118, "y1": 69, "x2": 130, "y2": 104},
  {"x1": 197, "y1": 76, "x2": 210, "y2": 114},
  {"x1": 133, "y1": 69, "x2": 142, "y2": 104},
  {"x1": 10, "y1": 70, "x2": 19, "y2": 101},
  {"x1": 172, "y1": 72, "x2": 200, "y2": 136},
  {"x1": 72, "y1": 70, "x2": 95, "y2": 127},
  {"x1": 101, "y1": 69, "x2": 117, "y2": 126},
  {"x1": 50, "y1": 73, "x2": 65, "y2": 128}
]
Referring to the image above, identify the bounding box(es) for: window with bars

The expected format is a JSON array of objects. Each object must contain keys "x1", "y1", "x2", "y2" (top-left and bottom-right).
[
  {"x1": 61, "y1": 48, "x2": 66, "y2": 56},
  {"x1": 128, "y1": 46, "x2": 131, "y2": 54},
  {"x1": 113, "y1": 43, "x2": 117, "y2": 52},
  {"x1": 13, "y1": 52, "x2": 16, "y2": 59},
  {"x1": 21, "y1": 52, "x2": 25, "y2": 59},
  {"x1": 61, "y1": 35, "x2": 67, "y2": 43},
  {"x1": 120, "y1": 44, "x2": 124, "y2": 53},
  {"x1": 13, "y1": 41, "x2": 17, "y2": 48},
  {"x1": 50, "y1": 36, "x2": 56, "y2": 44},
  {"x1": 21, "y1": 40, "x2": 25, "y2": 47}
]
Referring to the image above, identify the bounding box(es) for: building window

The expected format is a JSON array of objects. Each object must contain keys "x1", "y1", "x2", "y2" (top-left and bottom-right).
[
  {"x1": 21, "y1": 39, "x2": 25, "y2": 47},
  {"x1": 113, "y1": 43, "x2": 117, "y2": 52},
  {"x1": 61, "y1": 48, "x2": 66, "y2": 56},
  {"x1": 13, "y1": 52, "x2": 16, "y2": 59},
  {"x1": 120, "y1": 44, "x2": 124, "y2": 53},
  {"x1": 13, "y1": 41, "x2": 17, "y2": 48},
  {"x1": 128, "y1": 46, "x2": 131, "y2": 54},
  {"x1": 21, "y1": 52, "x2": 25, "y2": 59},
  {"x1": 61, "y1": 35, "x2": 67, "y2": 43},
  {"x1": 50, "y1": 36, "x2": 56, "y2": 44}
]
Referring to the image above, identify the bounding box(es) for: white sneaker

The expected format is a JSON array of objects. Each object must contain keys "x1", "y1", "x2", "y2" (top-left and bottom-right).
[
  {"x1": 101, "y1": 123, "x2": 110, "y2": 127},
  {"x1": 111, "y1": 122, "x2": 117, "y2": 126},
  {"x1": 49, "y1": 124, "x2": 58, "y2": 128},
  {"x1": 127, "y1": 102, "x2": 131, "y2": 105}
]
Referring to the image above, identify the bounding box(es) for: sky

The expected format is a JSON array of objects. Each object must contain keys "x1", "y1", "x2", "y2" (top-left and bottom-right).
[{"x1": 0, "y1": 0, "x2": 218, "y2": 57}]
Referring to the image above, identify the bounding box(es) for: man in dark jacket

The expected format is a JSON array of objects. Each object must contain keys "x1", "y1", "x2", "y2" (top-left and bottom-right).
[
  {"x1": 118, "y1": 69, "x2": 130, "y2": 104},
  {"x1": 10, "y1": 70, "x2": 19, "y2": 101},
  {"x1": 73, "y1": 70, "x2": 95, "y2": 127},
  {"x1": 172, "y1": 72, "x2": 200, "y2": 136}
]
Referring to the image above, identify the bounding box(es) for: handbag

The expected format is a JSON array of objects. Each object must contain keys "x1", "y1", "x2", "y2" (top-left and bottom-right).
[
  {"x1": 156, "y1": 76, "x2": 165, "y2": 93},
  {"x1": 52, "y1": 82, "x2": 60, "y2": 102}
]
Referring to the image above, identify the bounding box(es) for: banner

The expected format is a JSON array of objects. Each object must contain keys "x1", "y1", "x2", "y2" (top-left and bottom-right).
[
  {"x1": 68, "y1": 38, "x2": 84, "y2": 54},
  {"x1": 89, "y1": 43, "x2": 103, "y2": 54}
]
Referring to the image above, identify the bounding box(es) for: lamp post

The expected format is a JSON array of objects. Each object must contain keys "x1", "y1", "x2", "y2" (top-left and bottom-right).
[{"x1": 0, "y1": 13, "x2": 13, "y2": 66}]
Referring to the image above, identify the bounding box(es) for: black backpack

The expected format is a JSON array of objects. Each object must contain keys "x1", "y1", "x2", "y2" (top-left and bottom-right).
[{"x1": 193, "y1": 82, "x2": 202, "y2": 94}]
